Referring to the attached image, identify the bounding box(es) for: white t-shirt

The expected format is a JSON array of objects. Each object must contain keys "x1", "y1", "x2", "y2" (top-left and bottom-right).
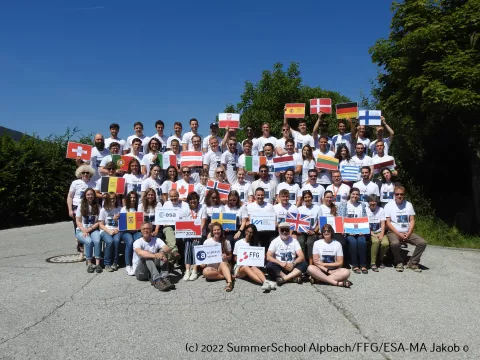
[
  {"x1": 366, "y1": 206, "x2": 386, "y2": 233},
  {"x1": 379, "y1": 182, "x2": 395, "y2": 203},
  {"x1": 202, "y1": 135, "x2": 222, "y2": 152},
  {"x1": 233, "y1": 238, "x2": 248, "y2": 256},
  {"x1": 351, "y1": 154, "x2": 373, "y2": 168},
  {"x1": 69, "y1": 179, "x2": 96, "y2": 207},
  {"x1": 370, "y1": 138, "x2": 391, "y2": 156},
  {"x1": 132, "y1": 237, "x2": 166, "y2": 272},
  {"x1": 312, "y1": 239, "x2": 343, "y2": 266},
  {"x1": 150, "y1": 134, "x2": 168, "y2": 153},
  {"x1": 384, "y1": 200, "x2": 415, "y2": 233},
  {"x1": 162, "y1": 200, "x2": 190, "y2": 219},
  {"x1": 291, "y1": 130, "x2": 314, "y2": 153},
  {"x1": 231, "y1": 181, "x2": 253, "y2": 203},
  {"x1": 275, "y1": 137, "x2": 295, "y2": 152},
  {"x1": 372, "y1": 154, "x2": 396, "y2": 174},
  {"x1": 353, "y1": 180, "x2": 380, "y2": 203},
  {"x1": 246, "y1": 202, "x2": 275, "y2": 218},
  {"x1": 137, "y1": 203, "x2": 160, "y2": 224},
  {"x1": 274, "y1": 203, "x2": 299, "y2": 224},
  {"x1": 251, "y1": 179, "x2": 277, "y2": 204},
  {"x1": 276, "y1": 182, "x2": 301, "y2": 205},
  {"x1": 320, "y1": 204, "x2": 334, "y2": 217},
  {"x1": 183, "y1": 204, "x2": 207, "y2": 220},
  {"x1": 98, "y1": 206, "x2": 121, "y2": 231},
  {"x1": 220, "y1": 150, "x2": 239, "y2": 185},
  {"x1": 123, "y1": 173, "x2": 144, "y2": 195},
  {"x1": 346, "y1": 201, "x2": 364, "y2": 218},
  {"x1": 126, "y1": 134, "x2": 149, "y2": 154},
  {"x1": 300, "y1": 183, "x2": 325, "y2": 206},
  {"x1": 298, "y1": 204, "x2": 322, "y2": 230},
  {"x1": 326, "y1": 183, "x2": 351, "y2": 204},
  {"x1": 224, "y1": 204, "x2": 249, "y2": 224},
  {"x1": 313, "y1": 149, "x2": 335, "y2": 185},
  {"x1": 105, "y1": 137, "x2": 127, "y2": 153},
  {"x1": 205, "y1": 205, "x2": 224, "y2": 221},
  {"x1": 203, "y1": 150, "x2": 222, "y2": 178},
  {"x1": 332, "y1": 133, "x2": 353, "y2": 153},
  {"x1": 301, "y1": 159, "x2": 316, "y2": 185},
  {"x1": 268, "y1": 236, "x2": 301, "y2": 263},
  {"x1": 256, "y1": 136, "x2": 277, "y2": 153},
  {"x1": 203, "y1": 238, "x2": 232, "y2": 267},
  {"x1": 141, "y1": 177, "x2": 163, "y2": 202},
  {"x1": 75, "y1": 205, "x2": 98, "y2": 229},
  {"x1": 90, "y1": 147, "x2": 110, "y2": 181},
  {"x1": 166, "y1": 135, "x2": 182, "y2": 150},
  {"x1": 181, "y1": 131, "x2": 198, "y2": 150}
]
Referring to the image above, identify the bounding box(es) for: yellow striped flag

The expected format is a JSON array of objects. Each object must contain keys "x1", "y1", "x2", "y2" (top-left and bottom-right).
[
  {"x1": 285, "y1": 103, "x2": 305, "y2": 118},
  {"x1": 100, "y1": 177, "x2": 126, "y2": 194},
  {"x1": 119, "y1": 212, "x2": 144, "y2": 231}
]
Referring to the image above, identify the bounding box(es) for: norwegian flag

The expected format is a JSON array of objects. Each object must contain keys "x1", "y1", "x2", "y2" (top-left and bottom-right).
[
  {"x1": 207, "y1": 180, "x2": 231, "y2": 200},
  {"x1": 285, "y1": 212, "x2": 311, "y2": 233},
  {"x1": 310, "y1": 98, "x2": 332, "y2": 114},
  {"x1": 66, "y1": 142, "x2": 92, "y2": 161},
  {"x1": 218, "y1": 113, "x2": 240, "y2": 129},
  {"x1": 172, "y1": 182, "x2": 195, "y2": 199}
]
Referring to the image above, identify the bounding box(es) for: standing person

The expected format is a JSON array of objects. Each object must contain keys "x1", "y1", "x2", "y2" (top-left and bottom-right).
[
  {"x1": 300, "y1": 145, "x2": 316, "y2": 186},
  {"x1": 164, "y1": 138, "x2": 182, "y2": 172},
  {"x1": 289, "y1": 119, "x2": 315, "y2": 154},
  {"x1": 275, "y1": 123, "x2": 294, "y2": 156},
  {"x1": 223, "y1": 190, "x2": 249, "y2": 251},
  {"x1": 300, "y1": 169, "x2": 325, "y2": 207},
  {"x1": 104, "y1": 123, "x2": 126, "y2": 153},
  {"x1": 332, "y1": 118, "x2": 357, "y2": 154},
  {"x1": 256, "y1": 123, "x2": 277, "y2": 154},
  {"x1": 203, "y1": 136, "x2": 222, "y2": 179},
  {"x1": 246, "y1": 188, "x2": 277, "y2": 249},
  {"x1": 123, "y1": 158, "x2": 144, "y2": 203},
  {"x1": 233, "y1": 224, "x2": 275, "y2": 291},
  {"x1": 369, "y1": 116, "x2": 394, "y2": 156},
  {"x1": 242, "y1": 125, "x2": 259, "y2": 156},
  {"x1": 313, "y1": 135, "x2": 336, "y2": 188},
  {"x1": 89, "y1": 133, "x2": 110, "y2": 182},
  {"x1": 161, "y1": 189, "x2": 188, "y2": 264},
  {"x1": 338, "y1": 188, "x2": 368, "y2": 274},
  {"x1": 266, "y1": 222, "x2": 308, "y2": 286},
  {"x1": 166, "y1": 121, "x2": 183, "y2": 149},
  {"x1": 120, "y1": 191, "x2": 142, "y2": 276},
  {"x1": 202, "y1": 223, "x2": 234, "y2": 292},
  {"x1": 353, "y1": 166, "x2": 380, "y2": 203},
  {"x1": 366, "y1": 195, "x2": 389, "y2": 271},
  {"x1": 125, "y1": 122, "x2": 149, "y2": 155},
  {"x1": 262, "y1": 143, "x2": 276, "y2": 182},
  {"x1": 138, "y1": 188, "x2": 161, "y2": 236},
  {"x1": 182, "y1": 118, "x2": 200, "y2": 151},
  {"x1": 312, "y1": 112, "x2": 333, "y2": 150},
  {"x1": 141, "y1": 164, "x2": 163, "y2": 203},
  {"x1": 326, "y1": 170, "x2": 351, "y2": 205},
  {"x1": 221, "y1": 137, "x2": 239, "y2": 185},
  {"x1": 307, "y1": 224, "x2": 352, "y2": 287},
  {"x1": 125, "y1": 137, "x2": 144, "y2": 162},
  {"x1": 99, "y1": 142, "x2": 124, "y2": 176},
  {"x1": 376, "y1": 168, "x2": 395, "y2": 206},
  {"x1": 276, "y1": 169, "x2": 301, "y2": 205},
  {"x1": 67, "y1": 165, "x2": 96, "y2": 260},
  {"x1": 231, "y1": 168, "x2": 253, "y2": 203},
  {"x1": 151, "y1": 120, "x2": 168, "y2": 152},
  {"x1": 160, "y1": 166, "x2": 179, "y2": 203},
  {"x1": 297, "y1": 190, "x2": 322, "y2": 258},
  {"x1": 251, "y1": 164, "x2": 277, "y2": 205},
  {"x1": 141, "y1": 137, "x2": 161, "y2": 176},
  {"x1": 196, "y1": 169, "x2": 209, "y2": 204},
  {"x1": 351, "y1": 143, "x2": 374, "y2": 179},
  {"x1": 75, "y1": 188, "x2": 102, "y2": 273},
  {"x1": 202, "y1": 122, "x2": 222, "y2": 153},
  {"x1": 335, "y1": 144, "x2": 354, "y2": 168},
  {"x1": 99, "y1": 192, "x2": 123, "y2": 272},
  {"x1": 189, "y1": 134, "x2": 203, "y2": 182},
  {"x1": 371, "y1": 140, "x2": 398, "y2": 177},
  {"x1": 385, "y1": 185, "x2": 427, "y2": 272},
  {"x1": 356, "y1": 125, "x2": 371, "y2": 155},
  {"x1": 237, "y1": 139, "x2": 256, "y2": 183},
  {"x1": 133, "y1": 222, "x2": 174, "y2": 292}
]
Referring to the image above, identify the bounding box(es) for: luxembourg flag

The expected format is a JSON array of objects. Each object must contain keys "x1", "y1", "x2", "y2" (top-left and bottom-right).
[
  {"x1": 343, "y1": 217, "x2": 370, "y2": 235},
  {"x1": 359, "y1": 110, "x2": 381, "y2": 126},
  {"x1": 319, "y1": 216, "x2": 344, "y2": 233},
  {"x1": 273, "y1": 155, "x2": 295, "y2": 172}
]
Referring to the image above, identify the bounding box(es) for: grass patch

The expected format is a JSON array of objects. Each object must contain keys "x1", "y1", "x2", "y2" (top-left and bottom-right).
[{"x1": 415, "y1": 216, "x2": 480, "y2": 249}]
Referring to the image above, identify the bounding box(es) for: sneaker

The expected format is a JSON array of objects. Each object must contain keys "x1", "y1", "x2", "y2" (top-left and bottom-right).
[
  {"x1": 111, "y1": 263, "x2": 118, "y2": 271},
  {"x1": 379, "y1": 263, "x2": 385, "y2": 269},
  {"x1": 87, "y1": 264, "x2": 94, "y2": 273},
  {"x1": 395, "y1": 263, "x2": 404, "y2": 272},
  {"x1": 105, "y1": 265, "x2": 113, "y2": 272},
  {"x1": 293, "y1": 276, "x2": 303, "y2": 284},
  {"x1": 189, "y1": 271, "x2": 198, "y2": 281},
  {"x1": 407, "y1": 263, "x2": 422, "y2": 272},
  {"x1": 276, "y1": 277, "x2": 285, "y2": 287},
  {"x1": 261, "y1": 281, "x2": 271, "y2": 291},
  {"x1": 267, "y1": 281, "x2": 277, "y2": 290},
  {"x1": 183, "y1": 269, "x2": 191, "y2": 281},
  {"x1": 95, "y1": 264, "x2": 103, "y2": 273},
  {"x1": 162, "y1": 278, "x2": 175, "y2": 290},
  {"x1": 152, "y1": 280, "x2": 169, "y2": 292}
]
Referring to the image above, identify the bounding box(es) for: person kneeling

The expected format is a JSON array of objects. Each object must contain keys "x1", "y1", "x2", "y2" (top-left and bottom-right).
[
  {"x1": 307, "y1": 224, "x2": 352, "y2": 287},
  {"x1": 265, "y1": 222, "x2": 308, "y2": 286},
  {"x1": 133, "y1": 223, "x2": 174, "y2": 292}
]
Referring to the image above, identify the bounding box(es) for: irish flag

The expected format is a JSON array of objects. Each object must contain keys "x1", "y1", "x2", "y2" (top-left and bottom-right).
[
  {"x1": 100, "y1": 177, "x2": 125, "y2": 194},
  {"x1": 285, "y1": 103, "x2": 305, "y2": 118},
  {"x1": 244, "y1": 156, "x2": 267, "y2": 172},
  {"x1": 319, "y1": 216, "x2": 344, "y2": 233},
  {"x1": 343, "y1": 217, "x2": 370, "y2": 235},
  {"x1": 118, "y1": 212, "x2": 144, "y2": 231},
  {"x1": 157, "y1": 153, "x2": 177, "y2": 169},
  {"x1": 316, "y1": 155, "x2": 339, "y2": 171}
]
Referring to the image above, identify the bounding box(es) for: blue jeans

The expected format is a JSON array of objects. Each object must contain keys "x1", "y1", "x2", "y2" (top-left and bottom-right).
[
  {"x1": 76, "y1": 229, "x2": 101, "y2": 260},
  {"x1": 101, "y1": 231, "x2": 123, "y2": 266},
  {"x1": 121, "y1": 231, "x2": 142, "y2": 266},
  {"x1": 346, "y1": 235, "x2": 367, "y2": 267}
]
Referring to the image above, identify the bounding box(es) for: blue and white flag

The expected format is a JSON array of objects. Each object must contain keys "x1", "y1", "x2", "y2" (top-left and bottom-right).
[
  {"x1": 340, "y1": 165, "x2": 360, "y2": 182},
  {"x1": 359, "y1": 110, "x2": 381, "y2": 126}
]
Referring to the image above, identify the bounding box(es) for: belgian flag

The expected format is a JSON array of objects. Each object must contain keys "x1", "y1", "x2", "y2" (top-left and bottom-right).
[
  {"x1": 336, "y1": 102, "x2": 359, "y2": 119},
  {"x1": 100, "y1": 176, "x2": 126, "y2": 194}
]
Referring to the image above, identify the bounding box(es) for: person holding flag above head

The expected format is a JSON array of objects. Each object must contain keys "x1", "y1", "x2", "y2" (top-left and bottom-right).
[
  {"x1": 369, "y1": 116, "x2": 394, "y2": 156},
  {"x1": 332, "y1": 118, "x2": 357, "y2": 154},
  {"x1": 312, "y1": 111, "x2": 333, "y2": 151}
]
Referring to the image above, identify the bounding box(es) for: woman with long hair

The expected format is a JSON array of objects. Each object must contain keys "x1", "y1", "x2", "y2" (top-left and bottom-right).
[
  {"x1": 161, "y1": 165, "x2": 178, "y2": 203},
  {"x1": 141, "y1": 164, "x2": 163, "y2": 203},
  {"x1": 138, "y1": 188, "x2": 161, "y2": 236},
  {"x1": 141, "y1": 137, "x2": 161, "y2": 176},
  {"x1": 301, "y1": 145, "x2": 316, "y2": 185},
  {"x1": 297, "y1": 190, "x2": 322, "y2": 260},
  {"x1": 335, "y1": 144, "x2": 354, "y2": 168},
  {"x1": 376, "y1": 167, "x2": 395, "y2": 207},
  {"x1": 99, "y1": 192, "x2": 123, "y2": 272},
  {"x1": 233, "y1": 224, "x2": 275, "y2": 291},
  {"x1": 75, "y1": 188, "x2": 102, "y2": 273},
  {"x1": 123, "y1": 158, "x2": 144, "y2": 205},
  {"x1": 231, "y1": 168, "x2": 253, "y2": 203},
  {"x1": 307, "y1": 224, "x2": 352, "y2": 287},
  {"x1": 120, "y1": 191, "x2": 142, "y2": 276},
  {"x1": 366, "y1": 194, "x2": 389, "y2": 271},
  {"x1": 223, "y1": 190, "x2": 248, "y2": 250},
  {"x1": 202, "y1": 222, "x2": 234, "y2": 292},
  {"x1": 204, "y1": 189, "x2": 224, "y2": 237},
  {"x1": 196, "y1": 169, "x2": 209, "y2": 204}
]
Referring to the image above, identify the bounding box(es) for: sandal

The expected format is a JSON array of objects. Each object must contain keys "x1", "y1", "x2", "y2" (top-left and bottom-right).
[
  {"x1": 379, "y1": 263, "x2": 385, "y2": 269},
  {"x1": 371, "y1": 265, "x2": 379, "y2": 272},
  {"x1": 361, "y1": 267, "x2": 368, "y2": 274},
  {"x1": 352, "y1": 267, "x2": 361, "y2": 274},
  {"x1": 225, "y1": 281, "x2": 234, "y2": 292},
  {"x1": 292, "y1": 276, "x2": 303, "y2": 285},
  {"x1": 336, "y1": 280, "x2": 352, "y2": 288}
]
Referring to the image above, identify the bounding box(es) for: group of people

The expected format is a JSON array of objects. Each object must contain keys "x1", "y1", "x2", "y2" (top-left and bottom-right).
[{"x1": 66, "y1": 112, "x2": 427, "y2": 292}]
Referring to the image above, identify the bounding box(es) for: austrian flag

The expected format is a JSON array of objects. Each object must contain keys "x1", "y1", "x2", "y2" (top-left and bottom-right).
[
  {"x1": 218, "y1": 113, "x2": 240, "y2": 129},
  {"x1": 310, "y1": 98, "x2": 332, "y2": 114},
  {"x1": 180, "y1": 151, "x2": 203, "y2": 167},
  {"x1": 66, "y1": 142, "x2": 92, "y2": 161}
]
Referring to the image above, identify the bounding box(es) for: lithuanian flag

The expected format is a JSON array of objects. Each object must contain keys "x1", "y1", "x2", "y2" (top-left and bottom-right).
[
  {"x1": 316, "y1": 155, "x2": 339, "y2": 171},
  {"x1": 336, "y1": 102, "x2": 358, "y2": 119},
  {"x1": 100, "y1": 176, "x2": 126, "y2": 194},
  {"x1": 284, "y1": 103, "x2": 305, "y2": 118},
  {"x1": 112, "y1": 155, "x2": 131, "y2": 171},
  {"x1": 118, "y1": 212, "x2": 144, "y2": 231}
]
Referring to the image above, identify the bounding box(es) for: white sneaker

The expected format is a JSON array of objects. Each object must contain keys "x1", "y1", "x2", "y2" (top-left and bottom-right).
[
  {"x1": 261, "y1": 281, "x2": 270, "y2": 291},
  {"x1": 268, "y1": 281, "x2": 277, "y2": 290},
  {"x1": 189, "y1": 271, "x2": 198, "y2": 281},
  {"x1": 183, "y1": 269, "x2": 191, "y2": 281},
  {"x1": 125, "y1": 265, "x2": 135, "y2": 276}
]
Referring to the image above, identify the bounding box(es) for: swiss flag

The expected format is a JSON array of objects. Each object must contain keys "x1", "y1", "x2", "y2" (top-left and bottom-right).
[
  {"x1": 66, "y1": 142, "x2": 92, "y2": 161},
  {"x1": 310, "y1": 98, "x2": 332, "y2": 114},
  {"x1": 172, "y1": 183, "x2": 195, "y2": 199}
]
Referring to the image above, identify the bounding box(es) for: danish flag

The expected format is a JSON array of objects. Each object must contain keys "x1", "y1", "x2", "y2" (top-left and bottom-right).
[{"x1": 310, "y1": 98, "x2": 332, "y2": 114}]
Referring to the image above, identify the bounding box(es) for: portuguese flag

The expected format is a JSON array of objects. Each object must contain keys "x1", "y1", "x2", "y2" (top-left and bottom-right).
[
  {"x1": 100, "y1": 176, "x2": 126, "y2": 194},
  {"x1": 316, "y1": 155, "x2": 339, "y2": 171},
  {"x1": 336, "y1": 102, "x2": 358, "y2": 119},
  {"x1": 284, "y1": 103, "x2": 305, "y2": 118},
  {"x1": 112, "y1": 155, "x2": 131, "y2": 171}
]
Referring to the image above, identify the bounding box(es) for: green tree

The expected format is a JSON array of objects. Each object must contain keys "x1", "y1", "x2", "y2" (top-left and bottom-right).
[{"x1": 369, "y1": 0, "x2": 480, "y2": 231}]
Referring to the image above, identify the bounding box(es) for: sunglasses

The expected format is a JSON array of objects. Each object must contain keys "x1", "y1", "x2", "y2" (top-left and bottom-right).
[
  {"x1": 216, "y1": 171, "x2": 224, "y2": 174},
  {"x1": 81, "y1": 172, "x2": 90, "y2": 175},
  {"x1": 183, "y1": 171, "x2": 191, "y2": 174},
  {"x1": 279, "y1": 228, "x2": 290, "y2": 233},
  {"x1": 322, "y1": 230, "x2": 332, "y2": 234}
]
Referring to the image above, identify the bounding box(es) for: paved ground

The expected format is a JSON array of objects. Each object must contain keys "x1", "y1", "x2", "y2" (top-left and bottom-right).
[{"x1": 0, "y1": 222, "x2": 479, "y2": 360}]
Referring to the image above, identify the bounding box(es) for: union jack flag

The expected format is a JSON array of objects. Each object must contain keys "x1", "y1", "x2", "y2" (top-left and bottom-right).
[
  {"x1": 285, "y1": 212, "x2": 311, "y2": 233},
  {"x1": 206, "y1": 180, "x2": 231, "y2": 200}
]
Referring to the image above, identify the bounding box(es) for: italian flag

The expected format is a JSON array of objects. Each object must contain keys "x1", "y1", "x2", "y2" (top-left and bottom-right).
[
  {"x1": 244, "y1": 156, "x2": 267, "y2": 172},
  {"x1": 157, "y1": 153, "x2": 177, "y2": 169}
]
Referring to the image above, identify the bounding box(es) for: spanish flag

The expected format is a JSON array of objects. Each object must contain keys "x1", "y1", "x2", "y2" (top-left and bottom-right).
[
  {"x1": 284, "y1": 103, "x2": 305, "y2": 118},
  {"x1": 118, "y1": 212, "x2": 144, "y2": 231},
  {"x1": 336, "y1": 102, "x2": 358, "y2": 119},
  {"x1": 100, "y1": 176, "x2": 126, "y2": 194}
]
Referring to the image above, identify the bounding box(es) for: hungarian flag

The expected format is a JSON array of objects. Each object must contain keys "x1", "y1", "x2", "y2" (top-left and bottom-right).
[
  {"x1": 244, "y1": 155, "x2": 267, "y2": 172},
  {"x1": 118, "y1": 212, "x2": 144, "y2": 231},
  {"x1": 66, "y1": 142, "x2": 92, "y2": 161},
  {"x1": 180, "y1": 151, "x2": 203, "y2": 167},
  {"x1": 112, "y1": 155, "x2": 131, "y2": 171},
  {"x1": 100, "y1": 177, "x2": 125, "y2": 194},
  {"x1": 316, "y1": 155, "x2": 339, "y2": 171},
  {"x1": 343, "y1": 217, "x2": 370, "y2": 235},
  {"x1": 273, "y1": 155, "x2": 295, "y2": 172},
  {"x1": 319, "y1": 216, "x2": 344, "y2": 233},
  {"x1": 157, "y1": 153, "x2": 177, "y2": 169},
  {"x1": 171, "y1": 182, "x2": 195, "y2": 199},
  {"x1": 310, "y1": 98, "x2": 332, "y2": 114},
  {"x1": 212, "y1": 212, "x2": 237, "y2": 231},
  {"x1": 359, "y1": 110, "x2": 381, "y2": 126},
  {"x1": 336, "y1": 102, "x2": 359, "y2": 119},
  {"x1": 284, "y1": 103, "x2": 305, "y2": 118},
  {"x1": 175, "y1": 220, "x2": 202, "y2": 238},
  {"x1": 218, "y1": 113, "x2": 240, "y2": 129},
  {"x1": 207, "y1": 180, "x2": 230, "y2": 200}
]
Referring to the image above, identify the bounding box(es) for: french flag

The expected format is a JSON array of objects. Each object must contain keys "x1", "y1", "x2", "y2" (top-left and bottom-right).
[{"x1": 319, "y1": 216, "x2": 344, "y2": 233}]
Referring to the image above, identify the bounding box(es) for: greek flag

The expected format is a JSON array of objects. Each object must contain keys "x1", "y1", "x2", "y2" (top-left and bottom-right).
[{"x1": 341, "y1": 165, "x2": 360, "y2": 182}]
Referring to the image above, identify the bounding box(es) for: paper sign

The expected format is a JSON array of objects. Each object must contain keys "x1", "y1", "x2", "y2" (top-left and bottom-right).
[
  {"x1": 66, "y1": 142, "x2": 92, "y2": 161},
  {"x1": 237, "y1": 246, "x2": 265, "y2": 267},
  {"x1": 273, "y1": 155, "x2": 295, "y2": 172},
  {"x1": 250, "y1": 214, "x2": 276, "y2": 231},
  {"x1": 218, "y1": 113, "x2": 240, "y2": 129},
  {"x1": 194, "y1": 243, "x2": 222, "y2": 265},
  {"x1": 175, "y1": 219, "x2": 202, "y2": 238},
  {"x1": 154, "y1": 207, "x2": 180, "y2": 225}
]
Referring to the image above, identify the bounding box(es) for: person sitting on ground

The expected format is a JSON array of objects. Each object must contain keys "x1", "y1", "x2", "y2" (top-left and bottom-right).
[
  {"x1": 132, "y1": 222, "x2": 174, "y2": 292},
  {"x1": 307, "y1": 224, "x2": 352, "y2": 287},
  {"x1": 265, "y1": 222, "x2": 308, "y2": 286}
]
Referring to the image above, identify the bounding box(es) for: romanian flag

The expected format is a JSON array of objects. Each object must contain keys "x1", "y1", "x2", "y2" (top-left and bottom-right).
[
  {"x1": 284, "y1": 103, "x2": 305, "y2": 118},
  {"x1": 244, "y1": 156, "x2": 267, "y2": 172},
  {"x1": 100, "y1": 176, "x2": 126, "y2": 194},
  {"x1": 118, "y1": 212, "x2": 144, "y2": 231},
  {"x1": 212, "y1": 212, "x2": 237, "y2": 231},
  {"x1": 316, "y1": 155, "x2": 339, "y2": 171},
  {"x1": 112, "y1": 155, "x2": 131, "y2": 171},
  {"x1": 157, "y1": 153, "x2": 177, "y2": 169},
  {"x1": 336, "y1": 102, "x2": 358, "y2": 119}
]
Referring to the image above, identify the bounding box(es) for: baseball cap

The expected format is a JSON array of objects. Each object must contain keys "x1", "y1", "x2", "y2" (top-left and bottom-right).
[
  {"x1": 278, "y1": 222, "x2": 291, "y2": 229},
  {"x1": 210, "y1": 122, "x2": 219, "y2": 128}
]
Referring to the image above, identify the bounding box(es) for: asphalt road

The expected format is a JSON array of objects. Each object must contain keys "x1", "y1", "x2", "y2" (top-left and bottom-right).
[{"x1": 0, "y1": 222, "x2": 479, "y2": 360}]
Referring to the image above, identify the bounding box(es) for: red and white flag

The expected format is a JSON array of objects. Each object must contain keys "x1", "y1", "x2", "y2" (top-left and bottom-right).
[
  {"x1": 171, "y1": 183, "x2": 195, "y2": 199},
  {"x1": 207, "y1": 180, "x2": 231, "y2": 200},
  {"x1": 180, "y1": 151, "x2": 203, "y2": 167},
  {"x1": 218, "y1": 113, "x2": 240, "y2": 129},
  {"x1": 310, "y1": 98, "x2": 332, "y2": 114},
  {"x1": 66, "y1": 142, "x2": 92, "y2": 161},
  {"x1": 175, "y1": 220, "x2": 202, "y2": 238}
]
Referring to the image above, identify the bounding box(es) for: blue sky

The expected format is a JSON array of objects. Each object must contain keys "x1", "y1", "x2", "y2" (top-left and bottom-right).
[{"x1": 0, "y1": 0, "x2": 393, "y2": 140}]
